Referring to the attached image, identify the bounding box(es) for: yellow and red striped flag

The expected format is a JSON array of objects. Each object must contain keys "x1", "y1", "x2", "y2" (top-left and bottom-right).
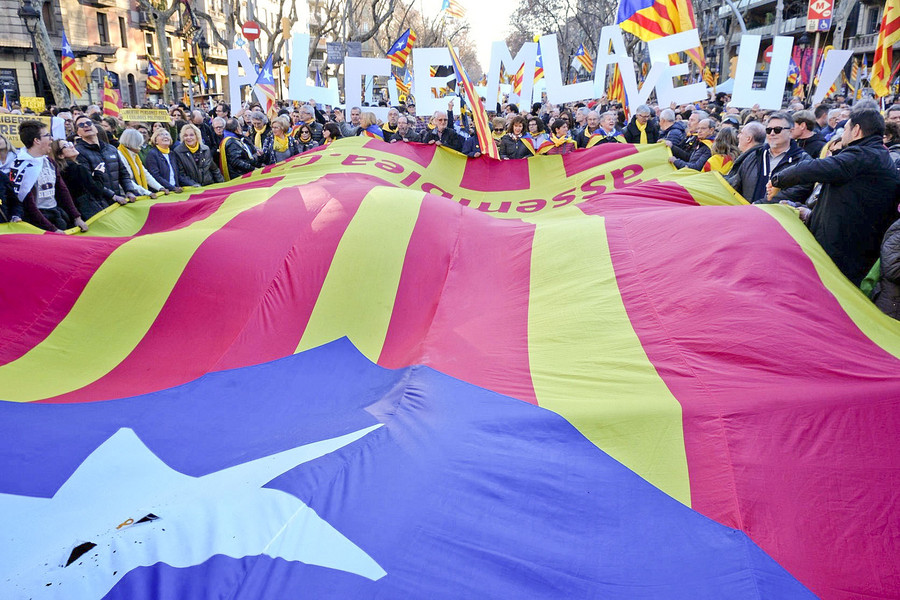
[
  {"x1": 447, "y1": 39, "x2": 498, "y2": 159},
  {"x1": 147, "y1": 57, "x2": 167, "y2": 91},
  {"x1": 102, "y1": 76, "x2": 121, "y2": 117},
  {"x1": 512, "y1": 62, "x2": 525, "y2": 96},
  {"x1": 616, "y1": 0, "x2": 705, "y2": 69},
  {"x1": 61, "y1": 30, "x2": 83, "y2": 99},
  {"x1": 872, "y1": 0, "x2": 900, "y2": 96},
  {"x1": 609, "y1": 63, "x2": 627, "y2": 114}
]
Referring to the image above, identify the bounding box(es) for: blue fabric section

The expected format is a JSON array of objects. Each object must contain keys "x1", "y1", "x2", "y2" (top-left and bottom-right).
[
  {"x1": 617, "y1": 0, "x2": 657, "y2": 23},
  {"x1": 0, "y1": 339, "x2": 815, "y2": 599}
]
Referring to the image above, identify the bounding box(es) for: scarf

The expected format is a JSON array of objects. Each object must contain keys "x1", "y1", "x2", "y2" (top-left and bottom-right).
[
  {"x1": 121, "y1": 146, "x2": 147, "y2": 190},
  {"x1": 539, "y1": 134, "x2": 574, "y2": 155},
  {"x1": 298, "y1": 132, "x2": 312, "y2": 144},
  {"x1": 9, "y1": 149, "x2": 46, "y2": 202},
  {"x1": 156, "y1": 144, "x2": 170, "y2": 154},
  {"x1": 492, "y1": 131, "x2": 505, "y2": 141},
  {"x1": 185, "y1": 141, "x2": 200, "y2": 154},
  {"x1": 361, "y1": 125, "x2": 383, "y2": 140},
  {"x1": 635, "y1": 119, "x2": 648, "y2": 144},
  {"x1": 323, "y1": 137, "x2": 334, "y2": 147},
  {"x1": 273, "y1": 135, "x2": 289, "y2": 153},
  {"x1": 703, "y1": 154, "x2": 734, "y2": 174},
  {"x1": 254, "y1": 126, "x2": 267, "y2": 149}
]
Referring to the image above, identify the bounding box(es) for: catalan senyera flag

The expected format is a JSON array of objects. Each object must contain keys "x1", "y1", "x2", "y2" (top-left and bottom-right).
[
  {"x1": 511, "y1": 62, "x2": 525, "y2": 96},
  {"x1": 102, "y1": 76, "x2": 121, "y2": 117},
  {"x1": 873, "y1": 0, "x2": 900, "y2": 97},
  {"x1": 3, "y1": 132, "x2": 900, "y2": 598},
  {"x1": 395, "y1": 71, "x2": 411, "y2": 97},
  {"x1": 61, "y1": 30, "x2": 83, "y2": 99},
  {"x1": 617, "y1": 0, "x2": 704, "y2": 68},
  {"x1": 254, "y1": 54, "x2": 277, "y2": 114},
  {"x1": 447, "y1": 40, "x2": 497, "y2": 160},
  {"x1": 573, "y1": 43, "x2": 594, "y2": 73},
  {"x1": 702, "y1": 65, "x2": 716, "y2": 89},
  {"x1": 609, "y1": 63, "x2": 627, "y2": 111},
  {"x1": 387, "y1": 28, "x2": 417, "y2": 69},
  {"x1": 1, "y1": 90, "x2": 8, "y2": 110},
  {"x1": 147, "y1": 57, "x2": 167, "y2": 91},
  {"x1": 442, "y1": 0, "x2": 466, "y2": 19}
]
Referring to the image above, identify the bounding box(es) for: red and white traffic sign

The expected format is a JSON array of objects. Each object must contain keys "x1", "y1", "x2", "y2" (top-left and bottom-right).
[
  {"x1": 763, "y1": 45, "x2": 774, "y2": 63},
  {"x1": 242, "y1": 21, "x2": 261, "y2": 41},
  {"x1": 806, "y1": 0, "x2": 834, "y2": 32}
]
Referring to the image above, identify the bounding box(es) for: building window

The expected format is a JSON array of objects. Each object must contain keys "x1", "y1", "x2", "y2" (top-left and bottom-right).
[
  {"x1": 119, "y1": 16, "x2": 128, "y2": 48},
  {"x1": 41, "y1": 1, "x2": 55, "y2": 33},
  {"x1": 869, "y1": 7, "x2": 881, "y2": 34},
  {"x1": 146, "y1": 33, "x2": 155, "y2": 56},
  {"x1": 98, "y1": 13, "x2": 109, "y2": 45}
]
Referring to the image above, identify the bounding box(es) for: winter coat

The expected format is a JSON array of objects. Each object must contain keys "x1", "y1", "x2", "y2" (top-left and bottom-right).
[
  {"x1": 172, "y1": 143, "x2": 224, "y2": 187},
  {"x1": 498, "y1": 134, "x2": 532, "y2": 159},
  {"x1": 673, "y1": 139, "x2": 713, "y2": 171},
  {"x1": 873, "y1": 218, "x2": 900, "y2": 319},
  {"x1": 422, "y1": 126, "x2": 463, "y2": 152},
  {"x1": 660, "y1": 121, "x2": 687, "y2": 148},
  {"x1": 144, "y1": 147, "x2": 182, "y2": 191},
  {"x1": 222, "y1": 136, "x2": 259, "y2": 179},
  {"x1": 797, "y1": 131, "x2": 827, "y2": 159},
  {"x1": 389, "y1": 129, "x2": 421, "y2": 143},
  {"x1": 74, "y1": 138, "x2": 138, "y2": 199},
  {"x1": 623, "y1": 117, "x2": 660, "y2": 144},
  {"x1": 771, "y1": 134, "x2": 900, "y2": 286},
  {"x1": 60, "y1": 161, "x2": 110, "y2": 220},
  {"x1": 261, "y1": 133, "x2": 301, "y2": 165},
  {"x1": 726, "y1": 142, "x2": 813, "y2": 204}
]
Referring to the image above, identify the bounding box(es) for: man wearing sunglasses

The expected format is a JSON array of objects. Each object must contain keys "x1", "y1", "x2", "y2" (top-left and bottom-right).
[
  {"x1": 725, "y1": 112, "x2": 812, "y2": 204},
  {"x1": 73, "y1": 115, "x2": 137, "y2": 206},
  {"x1": 769, "y1": 107, "x2": 900, "y2": 286}
]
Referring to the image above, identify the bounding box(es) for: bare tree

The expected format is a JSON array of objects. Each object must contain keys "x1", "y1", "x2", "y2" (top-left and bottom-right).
[
  {"x1": 134, "y1": 0, "x2": 181, "y2": 103},
  {"x1": 25, "y1": 0, "x2": 70, "y2": 106}
]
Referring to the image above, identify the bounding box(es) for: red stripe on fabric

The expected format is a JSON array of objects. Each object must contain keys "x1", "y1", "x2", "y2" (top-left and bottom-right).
[
  {"x1": 459, "y1": 155, "x2": 531, "y2": 191},
  {"x1": 136, "y1": 177, "x2": 279, "y2": 236},
  {"x1": 44, "y1": 175, "x2": 373, "y2": 402},
  {"x1": 379, "y1": 193, "x2": 539, "y2": 405},
  {"x1": 562, "y1": 143, "x2": 640, "y2": 177},
  {"x1": 363, "y1": 138, "x2": 435, "y2": 167},
  {"x1": 627, "y1": 13, "x2": 667, "y2": 37},
  {"x1": 577, "y1": 180, "x2": 697, "y2": 215},
  {"x1": 606, "y1": 205, "x2": 900, "y2": 599},
  {"x1": 0, "y1": 235, "x2": 128, "y2": 366}
]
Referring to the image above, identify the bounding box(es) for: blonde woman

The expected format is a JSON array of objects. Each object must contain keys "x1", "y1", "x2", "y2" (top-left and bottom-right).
[
  {"x1": 356, "y1": 111, "x2": 384, "y2": 140},
  {"x1": 261, "y1": 115, "x2": 300, "y2": 164},
  {"x1": 144, "y1": 129, "x2": 183, "y2": 192},
  {"x1": 117, "y1": 129, "x2": 164, "y2": 197},
  {"x1": 172, "y1": 123, "x2": 223, "y2": 187}
]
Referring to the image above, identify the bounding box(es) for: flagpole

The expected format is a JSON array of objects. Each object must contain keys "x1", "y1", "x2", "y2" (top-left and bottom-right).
[{"x1": 807, "y1": 32, "x2": 821, "y2": 103}]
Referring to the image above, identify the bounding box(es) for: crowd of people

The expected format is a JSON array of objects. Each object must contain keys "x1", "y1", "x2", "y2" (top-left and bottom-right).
[{"x1": 0, "y1": 90, "x2": 898, "y2": 320}]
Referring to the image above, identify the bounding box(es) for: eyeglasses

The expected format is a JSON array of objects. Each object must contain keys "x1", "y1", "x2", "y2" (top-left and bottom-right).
[
  {"x1": 40, "y1": 132, "x2": 52, "y2": 139},
  {"x1": 765, "y1": 126, "x2": 791, "y2": 134},
  {"x1": 77, "y1": 121, "x2": 94, "y2": 129}
]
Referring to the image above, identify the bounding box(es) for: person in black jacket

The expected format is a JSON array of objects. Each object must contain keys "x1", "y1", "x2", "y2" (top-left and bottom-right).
[
  {"x1": 221, "y1": 118, "x2": 260, "y2": 180},
  {"x1": 623, "y1": 104, "x2": 659, "y2": 144},
  {"x1": 498, "y1": 115, "x2": 532, "y2": 159},
  {"x1": 51, "y1": 139, "x2": 110, "y2": 220},
  {"x1": 727, "y1": 114, "x2": 813, "y2": 204},
  {"x1": 73, "y1": 115, "x2": 138, "y2": 205},
  {"x1": 791, "y1": 110, "x2": 827, "y2": 159},
  {"x1": 172, "y1": 124, "x2": 224, "y2": 187},
  {"x1": 770, "y1": 108, "x2": 900, "y2": 286},
  {"x1": 423, "y1": 111, "x2": 463, "y2": 152},
  {"x1": 670, "y1": 118, "x2": 716, "y2": 170},
  {"x1": 389, "y1": 116, "x2": 421, "y2": 143}
]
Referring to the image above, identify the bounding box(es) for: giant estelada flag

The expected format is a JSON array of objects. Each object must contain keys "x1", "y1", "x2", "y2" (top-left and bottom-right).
[{"x1": 2, "y1": 138, "x2": 899, "y2": 599}]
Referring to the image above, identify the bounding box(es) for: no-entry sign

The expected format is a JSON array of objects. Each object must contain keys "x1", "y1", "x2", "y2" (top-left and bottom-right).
[{"x1": 242, "y1": 21, "x2": 261, "y2": 41}]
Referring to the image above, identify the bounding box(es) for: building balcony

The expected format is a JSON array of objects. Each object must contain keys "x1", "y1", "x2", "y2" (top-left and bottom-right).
[{"x1": 847, "y1": 32, "x2": 879, "y2": 52}]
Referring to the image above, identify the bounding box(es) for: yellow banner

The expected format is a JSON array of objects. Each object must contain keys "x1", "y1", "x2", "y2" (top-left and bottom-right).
[
  {"x1": 0, "y1": 114, "x2": 52, "y2": 146},
  {"x1": 120, "y1": 108, "x2": 171, "y2": 122},
  {"x1": 19, "y1": 96, "x2": 46, "y2": 113}
]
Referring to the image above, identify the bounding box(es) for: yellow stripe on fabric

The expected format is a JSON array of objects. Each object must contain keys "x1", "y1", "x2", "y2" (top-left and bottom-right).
[
  {"x1": 296, "y1": 188, "x2": 423, "y2": 360},
  {"x1": 756, "y1": 204, "x2": 900, "y2": 358},
  {"x1": 0, "y1": 184, "x2": 281, "y2": 402},
  {"x1": 657, "y1": 170, "x2": 747, "y2": 206},
  {"x1": 528, "y1": 214, "x2": 692, "y2": 506}
]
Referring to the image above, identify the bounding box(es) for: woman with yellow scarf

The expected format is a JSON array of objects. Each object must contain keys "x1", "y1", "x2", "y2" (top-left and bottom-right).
[
  {"x1": 117, "y1": 129, "x2": 164, "y2": 198},
  {"x1": 262, "y1": 116, "x2": 301, "y2": 165},
  {"x1": 294, "y1": 123, "x2": 320, "y2": 153},
  {"x1": 172, "y1": 124, "x2": 224, "y2": 188},
  {"x1": 539, "y1": 119, "x2": 577, "y2": 155}
]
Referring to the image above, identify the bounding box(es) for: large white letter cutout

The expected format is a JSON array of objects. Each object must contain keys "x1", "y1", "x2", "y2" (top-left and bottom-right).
[
  {"x1": 647, "y1": 30, "x2": 708, "y2": 107},
  {"x1": 287, "y1": 33, "x2": 339, "y2": 107},
  {"x1": 540, "y1": 35, "x2": 595, "y2": 104},
  {"x1": 486, "y1": 41, "x2": 537, "y2": 108},
  {"x1": 345, "y1": 57, "x2": 391, "y2": 120},
  {"x1": 811, "y1": 50, "x2": 852, "y2": 105},
  {"x1": 593, "y1": 26, "x2": 669, "y2": 113},
  {"x1": 731, "y1": 35, "x2": 793, "y2": 109},
  {"x1": 412, "y1": 48, "x2": 455, "y2": 116},
  {"x1": 227, "y1": 49, "x2": 258, "y2": 115}
]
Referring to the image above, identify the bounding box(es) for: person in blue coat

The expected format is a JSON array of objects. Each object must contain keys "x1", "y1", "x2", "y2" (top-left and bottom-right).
[{"x1": 143, "y1": 129, "x2": 184, "y2": 193}]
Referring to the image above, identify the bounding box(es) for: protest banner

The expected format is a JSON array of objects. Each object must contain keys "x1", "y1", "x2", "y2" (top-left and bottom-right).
[{"x1": 120, "y1": 108, "x2": 171, "y2": 122}]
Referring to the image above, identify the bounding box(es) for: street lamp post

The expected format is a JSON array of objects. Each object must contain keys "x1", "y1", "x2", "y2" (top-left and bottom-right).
[{"x1": 18, "y1": 0, "x2": 43, "y2": 99}]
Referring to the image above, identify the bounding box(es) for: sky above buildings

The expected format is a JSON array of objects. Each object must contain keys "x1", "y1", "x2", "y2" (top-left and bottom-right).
[{"x1": 419, "y1": 0, "x2": 517, "y2": 68}]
